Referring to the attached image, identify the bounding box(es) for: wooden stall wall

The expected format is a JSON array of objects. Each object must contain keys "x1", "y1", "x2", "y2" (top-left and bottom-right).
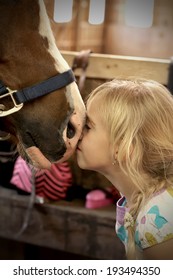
[
  {"x1": 44, "y1": 0, "x2": 173, "y2": 59},
  {"x1": 103, "y1": 0, "x2": 173, "y2": 58},
  {"x1": 45, "y1": 0, "x2": 104, "y2": 53}
]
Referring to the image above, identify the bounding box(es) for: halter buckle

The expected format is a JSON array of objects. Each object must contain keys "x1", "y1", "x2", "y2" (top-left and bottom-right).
[{"x1": 0, "y1": 87, "x2": 23, "y2": 117}]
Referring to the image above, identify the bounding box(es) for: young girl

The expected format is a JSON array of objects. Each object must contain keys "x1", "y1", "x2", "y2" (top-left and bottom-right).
[{"x1": 76, "y1": 78, "x2": 173, "y2": 260}]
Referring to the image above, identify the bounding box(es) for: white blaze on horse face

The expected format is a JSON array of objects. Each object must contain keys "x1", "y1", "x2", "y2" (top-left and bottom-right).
[
  {"x1": 60, "y1": 82, "x2": 86, "y2": 162},
  {"x1": 37, "y1": 0, "x2": 86, "y2": 166},
  {"x1": 38, "y1": 0, "x2": 69, "y2": 72}
]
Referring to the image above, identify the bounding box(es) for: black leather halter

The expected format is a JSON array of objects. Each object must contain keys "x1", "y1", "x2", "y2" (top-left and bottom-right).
[{"x1": 0, "y1": 69, "x2": 75, "y2": 117}]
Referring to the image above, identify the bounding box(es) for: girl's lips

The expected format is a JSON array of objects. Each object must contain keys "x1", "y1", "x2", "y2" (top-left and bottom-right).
[{"x1": 77, "y1": 146, "x2": 81, "y2": 151}]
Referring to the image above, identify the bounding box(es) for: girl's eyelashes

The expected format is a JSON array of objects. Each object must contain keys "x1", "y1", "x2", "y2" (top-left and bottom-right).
[{"x1": 85, "y1": 123, "x2": 91, "y2": 130}]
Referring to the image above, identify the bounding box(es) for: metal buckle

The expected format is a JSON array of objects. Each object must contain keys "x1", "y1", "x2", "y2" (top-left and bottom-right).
[{"x1": 0, "y1": 87, "x2": 23, "y2": 117}]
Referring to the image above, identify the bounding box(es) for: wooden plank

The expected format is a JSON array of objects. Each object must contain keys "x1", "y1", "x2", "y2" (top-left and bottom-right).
[
  {"x1": 0, "y1": 187, "x2": 125, "y2": 260},
  {"x1": 61, "y1": 51, "x2": 170, "y2": 85}
]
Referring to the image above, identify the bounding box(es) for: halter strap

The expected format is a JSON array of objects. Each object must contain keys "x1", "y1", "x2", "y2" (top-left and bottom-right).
[
  {"x1": 0, "y1": 69, "x2": 75, "y2": 104},
  {"x1": 0, "y1": 69, "x2": 75, "y2": 117}
]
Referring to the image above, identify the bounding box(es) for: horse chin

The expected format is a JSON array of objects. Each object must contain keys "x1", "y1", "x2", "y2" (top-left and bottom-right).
[
  {"x1": 16, "y1": 131, "x2": 65, "y2": 169},
  {"x1": 17, "y1": 141, "x2": 51, "y2": 170},
  {"x1": 26, "y1": 146, "x2": 52, "y2": 170}
]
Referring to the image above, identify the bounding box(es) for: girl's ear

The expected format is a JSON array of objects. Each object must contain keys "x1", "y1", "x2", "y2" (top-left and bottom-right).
[
  {"x1": 114, "y1": 149, "x2": 119, "y2": 161},
  {"x1": 112, "y1": 145, "x2": 119, "y2": 164},
  {"x1": 112, "y1": 141, "x2": 134, "y2": 164}
]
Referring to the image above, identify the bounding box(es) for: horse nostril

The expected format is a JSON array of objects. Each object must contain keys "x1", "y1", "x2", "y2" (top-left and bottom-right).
[{"x1": 67, "y1": 121, "x2": 75, "y2": 139}]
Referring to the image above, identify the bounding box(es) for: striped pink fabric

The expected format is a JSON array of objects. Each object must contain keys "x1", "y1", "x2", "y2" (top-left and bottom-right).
[
  {"x1": 35, "y1": 162, "x2": 72, "y2": 200},
  {"x1": 10, "y1": 156, "x2": 32, "y2": 193},
  {"x1": 10, "y1": 156, "x2": 72, "y2": 201}
]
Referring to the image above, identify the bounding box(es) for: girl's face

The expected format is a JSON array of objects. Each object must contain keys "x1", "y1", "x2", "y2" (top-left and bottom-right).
[{"x1": 76, "y1": 100, "x2": 113, "y2": 173}]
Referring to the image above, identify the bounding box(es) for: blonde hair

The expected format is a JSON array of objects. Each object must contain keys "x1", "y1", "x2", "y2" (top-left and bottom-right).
[{"x1": 87, "y1": 78, "x2": 173, "y2": 259}]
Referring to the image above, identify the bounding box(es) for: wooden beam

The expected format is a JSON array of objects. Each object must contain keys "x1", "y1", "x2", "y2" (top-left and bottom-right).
[
  {"x1": 0, "y1": 187, "x2": 125, "y2": 260},
  {"x1": 61, "y1": 51, "x2": 170, "y2": 85}
]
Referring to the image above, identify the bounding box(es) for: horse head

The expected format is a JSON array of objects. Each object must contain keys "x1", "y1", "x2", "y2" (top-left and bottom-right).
[{"x1": 0, "y1": 0, "x2": 86, "y2": 169}]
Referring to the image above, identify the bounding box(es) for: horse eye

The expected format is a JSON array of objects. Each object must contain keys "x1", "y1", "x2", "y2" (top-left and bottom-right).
[{"x1": 67, "y1": 121, "x2": 75, "y2": 139}]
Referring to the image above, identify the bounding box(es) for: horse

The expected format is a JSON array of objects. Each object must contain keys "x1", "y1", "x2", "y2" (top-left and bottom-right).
[{"x1": 0, "y1": 0, "x2": 86, "y2": 170}]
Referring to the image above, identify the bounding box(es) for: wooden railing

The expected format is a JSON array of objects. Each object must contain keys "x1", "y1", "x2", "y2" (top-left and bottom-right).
[
  {"x1": 0, "y1": 187, "x2": 125, "y2": 260},
  {"x1": 61, "y1": 51, "x2": 170, "y2": 85}
]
